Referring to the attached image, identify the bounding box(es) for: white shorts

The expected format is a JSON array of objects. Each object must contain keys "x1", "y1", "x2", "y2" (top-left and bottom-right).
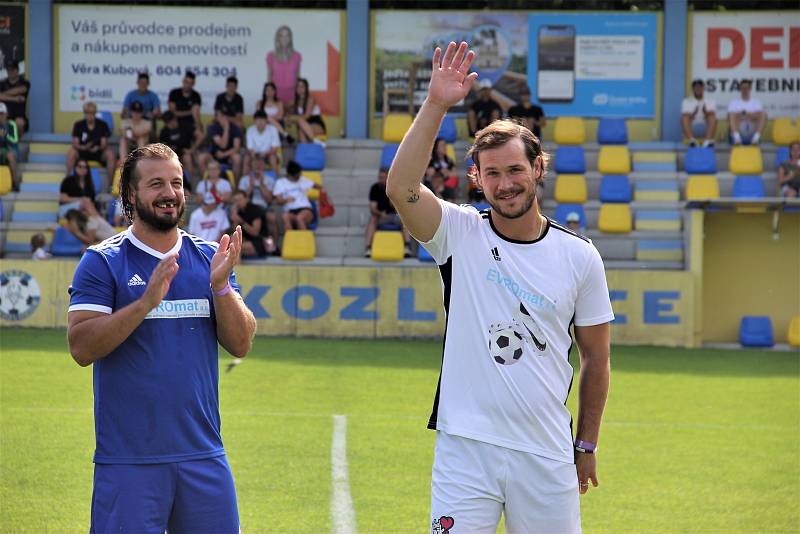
[{"x1": 430, "y1": 431, "x2": 581, "y2": 534}]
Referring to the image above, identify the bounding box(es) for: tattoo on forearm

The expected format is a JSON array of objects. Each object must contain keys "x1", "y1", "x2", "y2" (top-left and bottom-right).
[{"x1": 407, "y1": 188, "x2": 420, "y2": 203}]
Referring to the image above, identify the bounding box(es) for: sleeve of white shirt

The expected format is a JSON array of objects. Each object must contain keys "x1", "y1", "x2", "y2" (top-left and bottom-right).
[
  {"x1": 417, "y1": 200, "x2": 481, "y2": 264},
  {"x1": 268, "y1": 127, "x2": 280, "y2": 150},
  {"x1": 574, "y1": 244, "x2": 615, "y2": 327},
  {"x1": 218, "y1": 180, "x2": 232, "y2": 194},
  {"x1": 680, "y1": 98, "x2": 694, "y2": 115},
  {"x1": 217, "y1": 209, "x2": 229, "y2": 232},
  {"x1": 704, "y1": 98, "x2": 717, "y2": 114},
  {"x1": 188, "y1": 209, "x2": 200, "y2": 236},
  {"x1": 273, "y1": 178, "x2": 287, "y2": 197},
  {"x1": 750, "y1": 98, "x2": 764, "y2": 112},
  {"x1": 245, "y1": 127, "x2": 255, "y2": 150},
  {"x1": 727, "y1": 99, "x2": 743, "y2": 113},
  {"x1": 300, "y1": 177, "x2": 315, "y2": 192}
]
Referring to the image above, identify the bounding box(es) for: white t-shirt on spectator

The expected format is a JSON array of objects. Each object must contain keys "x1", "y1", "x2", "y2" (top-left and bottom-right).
[
  {"x1": 681, "y1": 96, "x2": 716, "y2": 125},
  {"x1": 246, "y1": 124, "x2": 281, "y2": 154},
  {"x1": 188, "y1": 206, "x2": 229, "y2": 242},
  {"x1": 728, "y1": 97, "x2": 763, "y2": 114},
  {"x1": 196, "y1": 178, "x2": 233, "y2": 198},
  {"x1": 238, "y1": 172, "x2": 275, "y2": 208},
  {"x1": 273, "y1": 177, "x2": 314, "y2": 212},
  {"x1": 87, "y1": 216, "x2": 116, "y2": 241}
]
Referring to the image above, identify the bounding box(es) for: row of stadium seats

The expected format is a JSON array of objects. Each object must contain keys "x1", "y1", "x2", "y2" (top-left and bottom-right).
[{"x1": 740, "y1": 315, "x2": 800, "y2": 348}]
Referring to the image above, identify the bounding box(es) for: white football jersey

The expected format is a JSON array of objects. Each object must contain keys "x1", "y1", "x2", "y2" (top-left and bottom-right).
[{"x1": 420, "y1": 201, "x2": 614, "y2": 463}]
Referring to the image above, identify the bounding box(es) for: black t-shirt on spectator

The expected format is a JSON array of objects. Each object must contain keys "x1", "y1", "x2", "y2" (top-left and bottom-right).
[
  {"x1": 471, "y1": 99, "x2": 502, "y2": 122},
  {"x1": 0, "y1": 77, "x2": 30, "y2": 119},
  {"x1": 72, "y1": 119, "x2": 110, "y2": 153},
  {"x1": 207, "y1": 121, "x2": 242, "y2": 156},
  {"x1": 214, "y1": 93, "x2": 244, "y2": 118},
  {"x1": 159, "y1": 126, "x2": 192, "y2": 153},
  {"x1": 236, "y1": 202, "x2": 267, "y2": 256},
  {"x1": 508, "y1": 104, "x2": 544, "y2": 138},
  {"x1": 168, "y1": 88, "x2": 202, "y2": 128},
  {"x1": 369, "y1": 182, "x2": 396, "y2": 214},
  {"x1": 60, "y1": 174, "x2": 96, "y2": 202}
]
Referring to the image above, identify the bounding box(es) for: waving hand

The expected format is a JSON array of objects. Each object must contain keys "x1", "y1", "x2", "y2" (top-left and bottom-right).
[{"x1": 428, "y1": 41, "x2": 479, "y2": 111}]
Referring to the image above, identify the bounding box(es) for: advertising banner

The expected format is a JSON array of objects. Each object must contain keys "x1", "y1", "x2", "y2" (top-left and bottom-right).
[
  {"x1": 690, "y1": 12, "x2": 799, "y2": 118},
  {"x1": 57, "y1": 5, "x2": 341, "y2": 116},
  {"x1": 0, "y1": 3, "x2": 25, "y2": 77},
  {"x1": 527, "y1": 13, "x2": 658, "y2": 118}
]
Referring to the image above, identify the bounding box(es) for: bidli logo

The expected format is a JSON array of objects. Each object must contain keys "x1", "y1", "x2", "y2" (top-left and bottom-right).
[{"x1": 128, "y1": 274, "x2": 146, "y2": 286}]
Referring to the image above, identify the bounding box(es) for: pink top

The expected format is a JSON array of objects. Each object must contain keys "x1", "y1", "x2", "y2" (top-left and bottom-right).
[{"x1": 267, "y1": 51, "x2": 302, "y2": 106}]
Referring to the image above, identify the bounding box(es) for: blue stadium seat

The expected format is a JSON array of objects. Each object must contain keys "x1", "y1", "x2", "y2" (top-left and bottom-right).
[
  {"x1": 438, "y1": 115, "x2": 457, "y2": 144},
  {"x1": 684, "y1": 147, "x2": 717, "y2": 174},
  {"x1": 90, "y1": 167, "x2": 102, "y2": 193},
  {"x1": 739, "y1": 316, "x2": 774, "y2": 347},
  {"x1": 732, "y1": 176, "x2": 765, "y2": 198},
  {"x1": 418, "y1": 245, "x2": 435, "y2": 262},
  {"x1": 554, "y1": 204, "x2": 586, "y2": 228},
  {"x1": 380, "y1": 143, "x2": 400, "y2": 170},
  {"x1": 554, "y1": 146, "x2": 586, "y2": 174},
  {"x1": 306, "y1": 201, "x2": 319, "y2": 231},
  {"x1": 20, "y1": 182, "x2": 60, "y2": 193},
  {"x1": 96, "y1": 111, "x2": 114, "y2": 133},
  {"x1": 597, "y1": 118, "x2": 628, "y2": 145},
  {"x1": 775, "y1": 147, "x2": 790, "y2": 168},
  {"x1": 294, "y1": 143, "x2": 325, "y2": 171},
  {"x1": 598, "y1": 175, "x2": 632, "y2": 203},
  {"x1": 51, "y1": 227, "x2": 84, "y2": 257},
  {"x1": 11, "y1": 212, "x2": 58, "y2": 223}
]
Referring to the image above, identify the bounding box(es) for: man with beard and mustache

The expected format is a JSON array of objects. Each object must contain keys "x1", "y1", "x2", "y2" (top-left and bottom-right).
[
  {"x1": 387, "y1": 42, "x2": 614, "y2": 533},
  {"x1": 66, "y1": 143, "x2": 256, "y2": 533}
]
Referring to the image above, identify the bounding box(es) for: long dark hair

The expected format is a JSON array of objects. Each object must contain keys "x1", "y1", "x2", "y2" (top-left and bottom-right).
[
  {"x1": 119, "y1": 143, "x2": 179, "y2": 223},
  {"x1": 259, "y1": 82, "x2": 278, "y2": 111},
  {"x1": 293, "y1": 78, "x2": 309, "y2": 114}
]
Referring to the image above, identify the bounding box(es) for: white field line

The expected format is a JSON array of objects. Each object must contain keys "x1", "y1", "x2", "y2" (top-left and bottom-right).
[{"x1": 331, "y1": 414, "x2": 357, "y2": 534}]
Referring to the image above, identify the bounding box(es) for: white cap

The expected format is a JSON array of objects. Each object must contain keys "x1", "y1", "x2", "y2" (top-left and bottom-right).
[
  {"x1": 203, "y1": 192, "x2": 217, "y2": 205},
  {"x1": 0, "y1": 102, "x2": 7, "y2": 113},
  {"x1": 478, "y1": 79, "x2": 492, "y2": 90},
  {"x1": 566, "y1": 211, "x2": 580, "y2": 222}
]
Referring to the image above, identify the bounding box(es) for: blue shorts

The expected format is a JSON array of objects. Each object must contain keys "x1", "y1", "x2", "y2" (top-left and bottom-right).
[{"x1": 90, "y1": 455, "x2": 239, "y2": 534}]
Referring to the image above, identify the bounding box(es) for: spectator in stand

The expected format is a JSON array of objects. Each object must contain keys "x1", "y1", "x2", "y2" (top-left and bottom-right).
[
  {"x1": 199, "y1": 109, "x2": 243, "y2": 179},
  {"x1": 60, "y1": 159, "x2": 96, "y2": 208},
  {"x1": 0, "y1": 60, "x2": 29, "y2": 136},
  {"x1": 238, "y1": 156, "x2": 278, "y2": 252},
  {"x1": 778, "y1": 141, "x2": 800, "y2": 198},
  {"x1": 681, "y1": 79, "x2": 717, "y2": 147},
  {"x1": 168, "y1": 71, "x2": 204, "y2": 152},
  {"x1": 245, "y1": 110, "x2": 281, "y2": 174},
  {"x1": 121, "y1": 72, "x2": 160, "y2": 121},
  {"x1": 0, "y1": 102, "x2": 18, "y2": 190},
  {"x1": 288, "y1": 78, "x2": 326, "y2": 143},
  {"x1": 256, "y1": 82, "x2": 289, "y2": 139},
  {"x1": 188, "y1": 192, "x2": 230, "y2": 243},
  {"x1": 195, "y1": 160, "x2": 233, "y2": 205},
  {"x1": 66, "y1": 101, "x2": 116, "y2": 179},
  {"x1": 467, "y1": 79, "x2": 502, "y2": 137},
  {"x1": 728, "y1": 79, "x2": 766, "y2": 145},
  {"x1": 364, "y1": 167, "x2": 412, "y2": 257},
  {"x1": 273, "y1": 160, "x2": 319, "y2": 232},
  {"x1": 118, "y1": 101, "x2": 152, "y2": 161},
  {"x1": 507, "y1": 86, "x2": 546, "y2": 140},
  {"x1": 427, "y1": 169, "x2": 456, "y2": 203},
  {"x1": 230, "y1": 189, "x2": 268, "y2": 258},
  {"x1": 64, "y1": 207, "x2": 116, "y2": 250},
  {"x1": 427, "y1": 137, "x2": 458, "y2": 189},
  {"x1": 31, "y1": 233, "x2": 51, "y2": 260},
  {"x1": 267, "y1": 25, "x2": 302, "y2": 107},
  {"x1": 214, "y1": 76, "x2": 245, "y2": 131},
  {"x1": 159, "y1": 111, "x2": 194, "y2": 179},
  {"x1": 566, "y1": 211, "x2": 585, "y2": 233}
]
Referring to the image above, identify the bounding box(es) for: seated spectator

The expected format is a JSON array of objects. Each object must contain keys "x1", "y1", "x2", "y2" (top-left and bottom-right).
[
  {"x1": 778, "y1": 141, "x2": 800, "y2": 198},
  {"x1": 468, "y1": 79, "x2": 502, "y2": 137},
  {"x1": 364, "y1": 167, "x2": 411, "y2": 257},
  {"x1": 427, "y1": 137, "x2": 458, "y2": 189},
  {"x1": 168, "y1": 71, "x2": 204, "y2": 152},
  {"x1": 31, "y1": 233, "x2": 51, "y2": 260},
  {"x1": 256, "y1": 82, "x2": 289, "y2": 138},
  {"x1": 507, "y1": 87, "x2": 545, "y2": 140},
  {"x1": 287, "y1": 78, "x2": 326, "y2": 143},
  {"x1": 195, "y1": 160, "x2": 232, "y2": 204},
  {"x1": 60, "y1": 159, "x2": 96, "y2": 207},
  {"x1": 188, "y1": 192, "x2": 229, "y2": 242},
  {"x1": 199, "y1": 109, "x2": 242, "y2": 179},
  {"x1": 159, "y1": 111, "x2": 194, "y2": 178},
  {"x1": 273, "y1": 160, "x2": 319, "y2": 231},
  {"x1": 119, "y1": 101, "x2": 152, "y2": 160},
  {"x1": 229, "y1": 189, "x2": 268, "y2": 257},
  {"x1": 245, "y1": 110, "x2": 280, "y2": 174},
  {"x1": 122, "y1": 72, "x2": 160, "y2": 121},
  {"x1": 681, "y1": 79, "x2": 717, "y2": 147},
  {"x1": 66, "y1": 101, "x2": 116, "y2": 179},
  {"x1": 214, "y1": 76, "x2": 245, "y2": 131},
  {"x1": 728, "y1": 79, "x2": 766, "y2": 145},
  {"x1": 565, "y1": 211, "x2": 585, "y2": 233},
  {"x1": 239, "y1": 156, "x2": 279, "y2": 249},
  {"x1": 111, "y1": 198, "x2": 130, "y2": 228},
  {"x1": 64, "y1": 207, "x2": 116, "y2": 249},
  {"x1": 0, "y1": 60, "x2": 29, "y2": 136},
  {"x1": 0, "y1": 102, "x2": 19, "y2": 190},
  {"x1": 427, "y1": 170, "x2": 456, "y2": 203}
]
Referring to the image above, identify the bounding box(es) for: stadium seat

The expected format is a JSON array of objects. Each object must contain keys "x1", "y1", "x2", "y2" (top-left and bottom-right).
[
  {"x1": 732, "y1": 175, "x2": 765, "y2": 198},
  {"x1": 553, "y1": 117, "x2": 585, "y2": 145},
  {"x1": 281, "y1": 230, "x2": 315, "y2": 261},
  {"x1": 554, "y1": 203, "x2": 586, "y2": 228},
  {"x1": 597, "y1": 146, "x2": 631, "y2": 175},
  {"x1": 739, "y1": 316, "x2": 774, "y2": 348},
  {"x1": 597, "y1": 118, "x2": 628, "y2": 145},
  {"x1": 684, "y1": 147, "x2": 717, "y2": 174},
  {"x1": 294, "y1": 143, "x2": 325, "y2": 171},
  {"x1": 20, "y1": 182, "x2": 60, "y2": 193},
  {"x1": 418, "y1": 245, "x2": 435, "y2": 262},
  {"x1": 96, "y1": 110, "x2": 114, "y2": 133},
  {"x1": 771, "y1": 117, "x2": 800, "y2": 146},
  {"x1": 111, "y1": 167, "x2": 121, "y2": 196},
  {"x1": 383, "y1": 114, "x2": 413, "y2": 143},
  {"x1": 788, "y1": 315, "x2": 800, "y2": 347},
  {"x1": 380, "y1": 143, "x2": 400, "y2": 170},
  {"x1": 4, "y1": 230, "x2": 49, "y2": 255},
  {"x1": 51, "y1": 227, "x2": 84, "y2": 257},
  {"x1": 11, "y1": 211, "x2": 58, "y2": 223},
  {"x1": 598, "y1": 204, "x2": 632, "y2": 233},
  {"x1": 729, "y1": 146, "x2": 763, "y2": 175},
  {"x1": 554, "y1": 174, "x2": 587, "y2": 204},
  {"x1": 635, "y1": 210, "x2": 682, "y2": 232},
  {"x1": 598, "y1": 175, "x2": 632, "y2": 203},
  {"x1": 27, "y1": 142, "x2": 71, "y2": 155},
  {"x1": 371, "y1": 231, "x2": 404, "y2": 262},
  {"x1": 634, "y1": 180, "x2": 680, "y2": 202},
  {"x1": 438, "y1": 114, "x2": 457, "y2": 143},
  {"x1": 685, "y1": 175, "x2": 720, "y2": 200},
  {"x1": 554, "y1": 146, "x2": 586, "y2": 174},
  {"x1": 304, "y1": 171, "x2": 323, "y2": 201},
  {"x1": 446, "y1": 144, "x2": 457, "y2": 165},
  {"x1": 90, "y1": 168, "x2": 102, "y2": 193},
  {"x1": 775, "y1": 147, "x2": 790, "y2": 168},
  {"x1": 636, "y1": 239, "x2": 684, "y2": 261},
  {"x1": 0, "y1": 166, "x2": 11, "y2": 195}
]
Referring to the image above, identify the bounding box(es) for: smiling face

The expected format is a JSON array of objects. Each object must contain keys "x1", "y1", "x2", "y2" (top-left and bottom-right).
[
  {"x1": 475, "y1": 137, "x2": 541, "y2": 220},
  {"x1": 130, "y1": 157, "x2": 185, "y2": 232}
]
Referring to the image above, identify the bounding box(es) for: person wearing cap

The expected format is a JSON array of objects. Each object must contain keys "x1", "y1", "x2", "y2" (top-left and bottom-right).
[
  {"x1": 0, "y1": 101, "x2": 19, "y2": 190},
  {"x1": 198, "y1": 109, "x2": 243, "y2": 181},
  {"x1": 66, "y1": 101, "x2": 116, "y2": 181},
  {"x1": 566, "y1": 211, "x2": 584, "y2": 233},
  {"x1": 189, "y1": 192, "x2": 230, "y2": 243},
  {"x1": 508, "y1": 86, "x2": 546, "y2": 140},
  {"x1": 118, "y1": 101, "x2": 153, "y2": 161},
  {"x1": 214, "y1": 76, "x2": 245, "y2": 131},
  {"x1": 245, "y1": 110, "x2": 281, "y2": 174},
  {"x1": 681, "y1": 79, "x2": 717, "y2": 147},
  {"x1": 468, "y1": 78, "x2": 503, "y2": 137},
  {"x1": 121, "y1": 72, "x2": 161, "y2": 121},
  {"x1": 0, "y1": 60, "x2": 30, "y2": 135},
  {"x1": 159, "y1": 111, "x2": 194, "y2": 181}
]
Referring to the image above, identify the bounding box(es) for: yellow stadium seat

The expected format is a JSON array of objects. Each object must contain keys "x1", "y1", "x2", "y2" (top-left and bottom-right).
[
  {"x1": 0, "y1": 166, "x2": 12, "y2": 195},
  {"x1": 685, "y1": 175, "x2": 720, "y2": 200},
  {"x1": 597, "y1": 146, "x2": 631, "y2": 175},
  {"x1": 788, "y1": 316, "x2": 800, "y2": 347},
  {"x1": 383, "y1": 114, "x2": 413, "y2": 143},
  {"x1": 14, "y1": 201, "x2": 59, "y2": 213},
  {"x1": 598, "y1": 204, "x2": 632, "y2": 234},
  {"x1": 371, "y1": 231, "x2": 404, "y2": 262},
  {"x1": 304, "y1": 171, "x2": 323, "y2": 201},
  {"x1": 729, "y1": 146, "x2": 763, "y2": 175},
  {"x1": 281, "y1": 230, "x2": 316, "y2": 261},
  {"x1": 446, "y1": 143, "x2": 456, "y2": 163},
  {"x1": 88, "y1": 161, "x2": 102, "y2": 168},
  {"x1": 553, "y1": 117, "x2": 585, "y2": 145},
  {"x1": 111, "y1": 168, "x2": 121, "y2": 197},
  {"x1": 554, "y1": 174, "x2": 587, "y2": 203},
  {"x1": 772, "y1": 118, "x2": 800, "y2": 146}
]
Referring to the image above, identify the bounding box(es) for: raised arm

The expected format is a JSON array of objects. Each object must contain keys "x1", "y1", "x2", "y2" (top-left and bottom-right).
[{"x1": 386, "y1": 41, "x2": 477, "y2": 242}]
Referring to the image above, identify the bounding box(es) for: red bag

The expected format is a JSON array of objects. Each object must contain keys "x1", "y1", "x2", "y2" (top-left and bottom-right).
[{"x1": 319, "y1": 190, "x2": 335, "y2": 218}]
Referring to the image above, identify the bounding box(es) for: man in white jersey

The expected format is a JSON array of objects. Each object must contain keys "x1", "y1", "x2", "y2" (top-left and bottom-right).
[{"x1": 387, "y1": 42, "x2": 613, "y2": 533}]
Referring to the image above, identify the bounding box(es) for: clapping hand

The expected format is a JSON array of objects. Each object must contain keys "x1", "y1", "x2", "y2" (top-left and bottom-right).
[
  {"x1": 427, "y1": 41, "x2": 478, "y2": 112},
  {"x1": 211, "y1": 226, "x2": 242, "y2": 293}
]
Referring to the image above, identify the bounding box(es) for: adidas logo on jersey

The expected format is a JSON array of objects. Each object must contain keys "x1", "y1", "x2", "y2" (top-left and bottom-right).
[
  {"x1": 491, "y1": 247, "x2": 501, "y2": 261},
  {"x1": 128, "y1": 274, "x2": 146, "y2": 286}
]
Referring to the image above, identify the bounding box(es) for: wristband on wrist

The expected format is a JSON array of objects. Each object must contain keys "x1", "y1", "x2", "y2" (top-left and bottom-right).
[
  {"x1": 213, "y1": 282, "x2": 232, "y2": 297},
  {"x1": 574, "y1": 439, "x2": 596, "y2": 454}
]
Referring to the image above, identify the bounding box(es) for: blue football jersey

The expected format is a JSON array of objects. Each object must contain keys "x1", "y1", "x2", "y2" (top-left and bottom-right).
[{"x1": 68, "y1": 228, "x2": 239, "y2": 464}]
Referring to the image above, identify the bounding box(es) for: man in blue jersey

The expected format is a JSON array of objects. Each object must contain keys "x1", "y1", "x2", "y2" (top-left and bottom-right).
[{"x1": 67, "y1": 143, "x2": 256, "y2": 533}]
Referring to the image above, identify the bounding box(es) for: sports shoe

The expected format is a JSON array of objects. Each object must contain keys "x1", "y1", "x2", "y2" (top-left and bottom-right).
[
  {"x1": 404, "y1": 244, "x2": 413, "y2": 258},
  {"x1": 364, "y1": 247, "x2": 371, "y2": 258},
  {"x1": 752, "y1": 132, "x2": 761, "y2": 144},
  {"x1": 702, "y1": 139, "x2": 715, "y2": 148},
  {"x1": 688, "y1": 138, "x2": 698, "y2": 147},
  {"x1": 732, "y1": 132, "x2": 743, "y2": 145}
]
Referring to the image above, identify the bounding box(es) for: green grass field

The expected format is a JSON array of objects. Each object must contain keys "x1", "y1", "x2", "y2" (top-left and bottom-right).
[{"x1": 1, "y1": 328, "x2": 798, "y2": 532}]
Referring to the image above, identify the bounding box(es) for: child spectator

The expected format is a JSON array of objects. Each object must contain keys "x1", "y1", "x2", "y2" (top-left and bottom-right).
[
  {"x1": 245, "y1": 110, "x2": 280, "y2": 174},
  {"x1": 288, "y1": 78, "x2": 326, "y2": 143},
  {"x1": 65, "y1": 101, "x2": 116, "y2": 180},
  {"x1": 507, "y1": 87, "x2": 546, "y2": 140},
  {"x1": 118, "y1": 101, "x2": 152, "y2": 160},
  {"x1": 267, "y1": 25, "x2": 301, "y2": 107},
  {"x1": 681, "y1": 79, "x2": 717, "y2": 147},
  {"x1": 566, "y1": 211, "x2": 585, "y2": 233},
  {"x1": 0, "y1": 60, "x2": 29, "y2": 136},
  {"x1": 195, "y1": 160, "x2": 232, "y2": 205},
  {"x1": 214, "y1": 76, "x2": 245, "y2": 131},
  {"x1": 30, "y1": 233, "x2": 50, "y2": 260},
  {"x1": 364, "y1": 167, "x2": 412, "y2": 257},
  {"x1": 229, "y1": 189, "x2": 268, "y2": 257},
  {"x1": 778, "y1": 141, "x2": 800, "y2": 198},
  {"x1": 0, "y1": 102, "x2": 18, "y2": 190},
  {"x1": 273, "y1": 160, "x2": 319, "y2": 232},
  {"x1": 188, "y1": 192, "x2": 229, "y2": 243}
]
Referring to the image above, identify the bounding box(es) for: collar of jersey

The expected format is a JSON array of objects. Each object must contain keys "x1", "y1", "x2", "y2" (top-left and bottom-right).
[
  {"x1": 125, "y1": 227, "x2": 184, "y2": 259},
  {"x1": 488, "y1": 211, "x2": 551, "y2": 245}
]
